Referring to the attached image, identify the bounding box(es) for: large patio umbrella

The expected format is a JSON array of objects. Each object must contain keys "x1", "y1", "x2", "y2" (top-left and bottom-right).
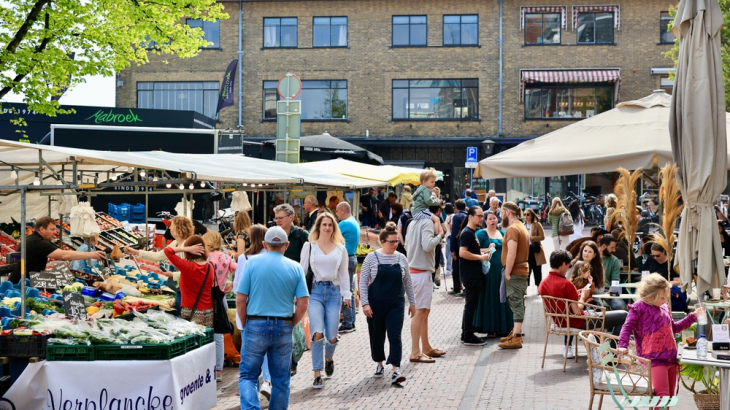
[
  {"x1": 670, "y1": 0, "x2": 727, "y2": 295},
  {"x1": 266, "y1": 132, "x2": 384, "y2": 164}
]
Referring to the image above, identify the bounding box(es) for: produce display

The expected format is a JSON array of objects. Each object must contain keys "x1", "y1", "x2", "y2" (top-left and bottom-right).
[{"x1": 356, "y1": 244, "x2": 375, "y2": 256}]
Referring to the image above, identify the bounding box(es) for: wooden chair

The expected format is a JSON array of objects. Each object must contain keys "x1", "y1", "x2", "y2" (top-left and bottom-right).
[
  {"x1": 540, "y1": 295, "x2": 606, "y2": 372},
  {"x1": 597, "y1": 340, "x2": 679, "y2": 409},
  {"x1": 578, "y1": 331, "x2": 652, "y2": 410}
]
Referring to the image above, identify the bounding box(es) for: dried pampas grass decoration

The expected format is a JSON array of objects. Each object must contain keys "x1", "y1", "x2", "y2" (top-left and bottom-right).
[
  {"x1": 612, "y1": 167, "x2": 642, "y2": 270},
  {"x1": 650, "y1": 164, "x2": 683, "y2": 264}
]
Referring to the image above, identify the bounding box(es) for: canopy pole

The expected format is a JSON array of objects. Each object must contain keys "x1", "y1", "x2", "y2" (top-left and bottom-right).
[
  {"x1": 20, "y1": 188, "x2": 26, "y2": 318},
  {"x1": 145, "y1": 192, "x2": 149, "y2": 252}
]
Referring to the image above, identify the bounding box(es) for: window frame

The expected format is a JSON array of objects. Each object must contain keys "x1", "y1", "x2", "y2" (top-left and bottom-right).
[
  {"x1": 575, "y1": 12, "x2": 615, "y2": 45},
  {"x1": 391, "y1": 15, "x2": 428, "y2": 47},
  {"x1": 659, "y1": 11, "x2": 675, "y2": 44},
  {"x1": 136, "y1": 81, "x2": 220, "y2": 120},
  {"x1": 523, "y1": 12, "x2": 561, "y2": 46},
  {"x1": 262, "y1": 80, "x2": 349, "y2": 121},
  {"x1": 523, "y1": 83, "x2": 615, "y2": 120},
  {"x1": 312, "y1": 16, "x2": 349, "y2": 48},
  {"x1": 185, "y1": 19, "x2": 221, "y2": 49},
  {"x1": 262, "y1": 17, "x2": 299, "y2": 49},
  {"x1": 391, "y1": 79, "x2": 480, "y2": 121},
  {"x1": 442, "y1": 14, "x2": 479, "y2": 46}
]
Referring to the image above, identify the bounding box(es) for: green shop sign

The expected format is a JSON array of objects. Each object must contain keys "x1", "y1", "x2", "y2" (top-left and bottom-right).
[{"x1": 85, "y1": 109, "x2": 142, "y2": 124}]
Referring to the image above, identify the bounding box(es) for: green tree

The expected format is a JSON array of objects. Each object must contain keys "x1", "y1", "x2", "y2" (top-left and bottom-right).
[
  {"x1": 0, "y1": 0, "x2": 227, "y2": 134},
  {"x1": 664, "y1": 1, "x2": 730, "y2": 106}
]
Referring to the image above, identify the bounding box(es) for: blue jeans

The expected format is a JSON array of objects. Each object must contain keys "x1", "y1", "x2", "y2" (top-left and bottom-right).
[
  {"x1": 342, "y1": 256, "x2": 357, "y2": 328},
  {"x1": 261, "y1": 353, "x2": 271, "y2": 383},
  {"x1": 308, "y1": 281, "x2": 341, "y2": 371},
  {"x1": 214, "y1": 333, "x2": 224, "y2": 371},
  {"x1": 239, "y1": 318, "x2": 293, "y2": 410},
  {"x1": 444, "y1": 240, "x2": 453, "y2": 272},
  {"x1": 606, "y1": 297, "x2": 627, "y2": 311}
]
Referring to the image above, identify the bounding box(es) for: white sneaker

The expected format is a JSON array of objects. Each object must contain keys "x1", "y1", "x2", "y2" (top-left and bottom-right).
[
  {"x1": 563, "y1": 346, "x2": 575, "y2": 359},
  {"x1": 259, "y1": 381, "x2": 271, "y2": 400}
]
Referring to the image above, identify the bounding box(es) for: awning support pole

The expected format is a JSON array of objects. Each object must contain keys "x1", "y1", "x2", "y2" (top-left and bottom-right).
[{"x1": 20, "y1": 188, "x2": 26, "y2": 318}]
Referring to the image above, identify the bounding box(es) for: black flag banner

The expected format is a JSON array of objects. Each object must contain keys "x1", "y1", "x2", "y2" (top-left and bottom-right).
[{"x1": 216, "y1": 59, "x2": 238, "y2": 114}]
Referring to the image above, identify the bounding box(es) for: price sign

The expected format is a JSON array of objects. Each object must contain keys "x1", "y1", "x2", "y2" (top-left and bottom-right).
[
  {"x1": 50, "y1": 262, "x2": 75, "y2": 284},
  {"x1": 29, "y1": 271, "x2": 63, "y2": 289},
  {"x1": 63, "y1": 291, "x2": 87, "y2": 321}
]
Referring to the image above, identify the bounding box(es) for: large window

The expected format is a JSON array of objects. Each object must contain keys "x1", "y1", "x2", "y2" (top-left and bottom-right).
[
  {"x1": 660, "y1": 12, "x2": 675, "y2": 44},
  {"x1": 524, "y1": 85, "x2": 613, "y2": 119},
  {"x1": 137, "y1": 82, "x2": 219, "y2": 119},
  {"x1": 524, "y1": 13, "x2": 560, "y2": 44},
  {"x1": 392, "y1": 79, "x2": 478, "y2": 120},
  {"x1": 264, "y1": 18, "x2": 298, "y2": 48},
  {"x1": 263, "y1": 80, "x2": 347, "y2": 120},
  {"x1": 576, "y1": 12, "x2": 614, "y2": 44},
  {"x1": 186, "y1": 19, "x2": 220, "y2": 48},
  {"x1": 443, "y1": 15, "x2": 478, "y2": 45},
  {"x1": 314, "y1": 17, "x2": 348, "y2": 47},
  {"x1": 392, "y1": 16, "x2": 427, "y2": 46}
]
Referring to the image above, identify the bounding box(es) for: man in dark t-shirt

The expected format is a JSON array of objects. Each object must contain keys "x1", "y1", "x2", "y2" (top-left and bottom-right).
[
  {"x1": 459, "y1": 206, "x2": 490, "y2": 346},
  {"x1": 19, "y1": 217, "x2": 104, "y2": 284}
]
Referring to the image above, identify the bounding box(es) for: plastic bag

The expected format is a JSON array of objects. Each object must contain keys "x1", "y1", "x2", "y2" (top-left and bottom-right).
[{"x1": 292, "y1": 322, "x2": 306, "y2": 363}]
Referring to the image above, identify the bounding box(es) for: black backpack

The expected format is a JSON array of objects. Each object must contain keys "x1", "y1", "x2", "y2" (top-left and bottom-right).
[{"x1": 396, "y1": 211, "x2": 413, "y2": 256}]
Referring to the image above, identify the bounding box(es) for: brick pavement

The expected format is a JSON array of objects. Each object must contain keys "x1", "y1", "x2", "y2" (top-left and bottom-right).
[{"x1": 213, "y1": 228, "x2": 701, "y2": 410}]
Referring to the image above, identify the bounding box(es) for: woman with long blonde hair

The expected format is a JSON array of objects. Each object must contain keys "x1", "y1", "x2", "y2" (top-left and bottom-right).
[
  {"x1": 299, "y1": 212, "x2": 351, "y2": 389},
  {"x1": 232, "y1": 211, "x2": 252, "y2": 259},
  {"x1": 547, "y1": 197, "x2": 571, "y2": 251}
]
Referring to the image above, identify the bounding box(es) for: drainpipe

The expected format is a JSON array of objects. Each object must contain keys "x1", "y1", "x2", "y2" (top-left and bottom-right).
[
  {"x1": 498, "y1": 0, "x2": 504, "y2": 137},
  {"x1": 237, "y1": 0, "x2": 243, "y2": 129}
]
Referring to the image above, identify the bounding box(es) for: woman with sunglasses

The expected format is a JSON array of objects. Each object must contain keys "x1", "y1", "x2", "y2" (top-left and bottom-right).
[{"x1": 360, "y1": 222, "x2": 416, "y2": 385}]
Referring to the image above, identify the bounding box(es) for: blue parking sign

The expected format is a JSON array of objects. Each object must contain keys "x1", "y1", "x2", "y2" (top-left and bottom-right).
[{"x1": 466, "y1": 146, "x2": 478, "y2": 163}]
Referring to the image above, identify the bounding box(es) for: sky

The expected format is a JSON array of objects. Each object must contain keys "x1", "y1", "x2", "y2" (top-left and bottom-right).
[{"x1": 2, "y1": 74, "x2": 116, "y2": 107}]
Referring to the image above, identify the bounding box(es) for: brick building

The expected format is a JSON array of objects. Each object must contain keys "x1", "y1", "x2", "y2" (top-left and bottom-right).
[{"x1": 116, "y1": 0, "x2": 677, "y2": 202}]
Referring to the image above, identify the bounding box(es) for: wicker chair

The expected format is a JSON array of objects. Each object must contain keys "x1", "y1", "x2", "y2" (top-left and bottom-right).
[
  {"x1": 540, "y1": 295, "x2": 606, "y2": 372},
  {"x1": 578, "y1": 331, "x2": 652, "y2": 410}
]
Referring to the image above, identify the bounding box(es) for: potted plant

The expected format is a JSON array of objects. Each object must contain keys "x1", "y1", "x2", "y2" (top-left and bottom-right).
[{"x1": 677, "y1": 324, "x2": 720, "y2": 410}]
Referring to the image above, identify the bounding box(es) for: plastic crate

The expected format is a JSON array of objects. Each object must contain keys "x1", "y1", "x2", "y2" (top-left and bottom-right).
[
  {"x1": 95, "y1": 338, "x2": 186, "y2": 361},
  {"x1": 182, "y1": 334, "x2": 199, "y2": 352},
  {"x1": 0, "y1": 334, "x2": 49, "y2": 358},
  {"x1": 46, "y1": 344, "x2": 95, "y2": 361},
  {"x1": 198, "y1": 328, "x2": 213, "y2": 346}
]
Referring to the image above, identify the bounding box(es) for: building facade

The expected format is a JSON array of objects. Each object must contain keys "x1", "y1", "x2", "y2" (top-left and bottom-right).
[{"x1": 116, "y1": 0, "x2": 677, "y2": 202}]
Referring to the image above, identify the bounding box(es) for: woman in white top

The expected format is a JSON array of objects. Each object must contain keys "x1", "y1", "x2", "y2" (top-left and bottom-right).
[
  {"x1": 568, "y1": 200, "x2": 585, "y2": 243},
  {"x1": 299, "y1": 212, "x2": 351, "y2": 390}
]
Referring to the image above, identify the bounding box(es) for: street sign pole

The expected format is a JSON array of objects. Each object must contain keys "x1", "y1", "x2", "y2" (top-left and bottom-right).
[
  {"x1": 276, "y1": 73, "x2": 302, "y2": 164},
  {"x1": 466, "y1": 146, "x2": 478, "y2": 187}
]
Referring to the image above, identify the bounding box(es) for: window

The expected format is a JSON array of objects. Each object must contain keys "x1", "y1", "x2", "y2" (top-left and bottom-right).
[
  {"x1": 660, "y1": 77, "x2": 674, "y2": 94},
  {"x1": 524, "y1": 85, "x2": 613, "y2": 119},
  {"x1": 392, "y1": 79, "x2": 478, "y2": 120},
  {"x1": 137, "y1": 82, "x2": 219, "y2": 119},
  {"x1": 264, "y1": 18, "x2": 298, "y2": 48},
  {"x1": 660, "y1": 12, "x2": 675, "y2": 43},
  {"x1": 392, "y1": 16, "x2": 427, "y2": 46},
  {"x1": 186, "y1": 19, "x2": 220, "y2": 48},
  {"x1": 443, "y1": 15, "x2": 478, "y2": 45},
  {"x1": 576, "y1": 12, "x2": 614, "y2": 44},
  {"x1": 264, "y1": 80, "x2": 347, "y2": 120},
  {"x1": 313, "y1": 17, "x2": 348, "y2": 47},
  {"x1": 524, "y1": 13, "x2": 560, "y2": 44}
]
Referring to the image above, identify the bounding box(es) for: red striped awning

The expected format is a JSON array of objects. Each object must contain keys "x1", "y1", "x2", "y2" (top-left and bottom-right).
[
  {"x1": 572, "y1": 5, "x2": 620, "y2": 29},
  {"x1": 520, "y1": 6, "x2": 567, "y2": 29},
  {"x1": 519, "y1": 69, "x2": 622, "y2": 103}
]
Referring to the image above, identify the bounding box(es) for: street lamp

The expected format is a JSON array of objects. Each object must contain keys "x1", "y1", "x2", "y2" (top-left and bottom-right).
[{"x1": 481, "y1": 139, "x2": 496, "y2": 156}]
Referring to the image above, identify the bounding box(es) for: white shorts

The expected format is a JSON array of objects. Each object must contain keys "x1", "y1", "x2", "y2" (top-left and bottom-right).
[{"x1": 410, "y1": 272, "x2": 433, "y2": 310}]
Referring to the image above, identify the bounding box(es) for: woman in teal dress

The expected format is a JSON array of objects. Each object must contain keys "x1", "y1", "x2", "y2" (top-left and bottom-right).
[{"x1": 473, "y1": 211, "x2": 514, "y2": 337}]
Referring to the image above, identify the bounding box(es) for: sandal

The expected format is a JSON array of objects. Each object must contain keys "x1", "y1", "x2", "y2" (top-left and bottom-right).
[
  {"x1": 424, "y1": 349, "x2": 446, "y2": 357},
  {"x1": 409, "y1": 354, "x2": 435, "y2": 363}
]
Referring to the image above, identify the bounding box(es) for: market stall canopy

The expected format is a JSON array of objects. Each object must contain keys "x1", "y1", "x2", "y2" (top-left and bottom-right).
[
  {"x1": 295, "y1": 158, "x2": 442, "y2": 186},
  {"x1": 0, "y1": 140, "x2": 384, "y2": 190},
  {"x1": 477, "y1": 91, "x2": 730, "y2": 179},
  {"x1": 265, "y1": 132, "x2": 384, "y2": 165}
]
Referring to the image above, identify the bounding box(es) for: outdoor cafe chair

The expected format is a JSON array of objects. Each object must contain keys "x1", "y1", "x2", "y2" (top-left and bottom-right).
[
  {"x1": 540, "y1": 295, "x2": 606, "y2": 372},
  {"x1": 578, "y1": 331, "x2": 653, "y2": 410}
]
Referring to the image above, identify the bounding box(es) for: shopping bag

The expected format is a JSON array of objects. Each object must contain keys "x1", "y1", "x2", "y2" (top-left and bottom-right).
[{"x1": 292, "y1": 322, "x2": 307, "y2": 363}]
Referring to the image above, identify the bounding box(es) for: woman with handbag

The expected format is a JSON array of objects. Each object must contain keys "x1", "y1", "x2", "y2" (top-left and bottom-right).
[
  {"x1": 524, "y1": 209, "x2": 546, "y2": 289},
  {"x1": 299, "y1": 212, "x2": 351, "y2": 390},
  {"x1": 203, "y1": 230, "x2": 237, "y2": 382},
  {"x1": 547, "y1": 197, "x2": 571, "y2": 251}
]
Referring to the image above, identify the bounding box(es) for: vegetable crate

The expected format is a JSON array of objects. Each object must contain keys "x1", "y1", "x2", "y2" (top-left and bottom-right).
[
  {"x1": 95, "y1": 338, "x2": 187, "y2": 361},
  {"x1": 46, "y1": 344, "x2": 95, "y2": 361},
  {"x1": 182, "y1": 334, "x2": 199, "y2": 353},
  {"x1": 0, "y1": 334, "x2": 49, "y2": 358},
  {"x1": 198, "y1": 329, "x2": 213, "y2": 346}
]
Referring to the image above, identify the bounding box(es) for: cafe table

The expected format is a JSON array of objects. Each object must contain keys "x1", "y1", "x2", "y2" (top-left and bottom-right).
[
  {"x1": 593, "y1": 293, "x2": 639, "y2": 300},
  {"x1": 678, "y1": 345, "x2": 730, "y2": 410}
]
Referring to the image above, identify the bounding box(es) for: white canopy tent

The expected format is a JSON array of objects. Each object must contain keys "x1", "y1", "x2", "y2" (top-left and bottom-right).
[{"x1": 477, "y1": 91, "x2": 730, "y2": 179}]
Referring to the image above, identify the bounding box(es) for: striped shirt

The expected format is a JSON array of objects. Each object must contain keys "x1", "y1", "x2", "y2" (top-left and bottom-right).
[{"x1": 359, "y1": 251, "x2": 415, "y2": 306}]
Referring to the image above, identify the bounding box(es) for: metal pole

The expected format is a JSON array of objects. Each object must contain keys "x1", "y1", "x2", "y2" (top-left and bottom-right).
[
  {"x1": 497, "y1": 0, "x2": 504, "y2": 136},
  {"x1": 720, "y1": 367, "x2": 730, "y2": 410},
  {"x1": 237, "y1": 0, "x2": 243, "y2": 128},
  {"x1": 20, "y1": 188, "x2": 26, "y2": 317},
  {"x1": 145, "y1": 192, "x2": 149, "y2": 251}
]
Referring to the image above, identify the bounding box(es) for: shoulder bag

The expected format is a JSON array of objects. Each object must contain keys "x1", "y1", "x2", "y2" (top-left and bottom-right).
[
  {"x1": 183, "y1": 263, "x2": 211, "y2": 322},
  {"x1": 305, "y1": 243, "x2": 315, "y2": 292},
  {"x1": 212, "y1": 263, "x2": 234, "y2": 334}
]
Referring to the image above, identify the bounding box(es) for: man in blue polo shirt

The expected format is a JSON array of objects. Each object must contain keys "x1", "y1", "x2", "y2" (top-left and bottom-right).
[
  {"x1": 336, "y1": 201, "x2": 360, "y2": 333},
  {"x1": 237, "y1": 226, "x2": 309, "y2": 410}
]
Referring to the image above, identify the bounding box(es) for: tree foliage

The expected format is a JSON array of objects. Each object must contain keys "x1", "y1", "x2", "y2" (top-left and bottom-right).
[
  {"x1": 0, "y1": 0, "x2": 228, "y2": 118},
  {"x1": 664, "y1": 0, "x2": 730, "y2": 107}
]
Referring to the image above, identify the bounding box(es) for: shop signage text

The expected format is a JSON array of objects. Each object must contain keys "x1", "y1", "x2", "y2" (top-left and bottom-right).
[{"x1": 85, "y1": 109, "x2": 143, "y2": 124}]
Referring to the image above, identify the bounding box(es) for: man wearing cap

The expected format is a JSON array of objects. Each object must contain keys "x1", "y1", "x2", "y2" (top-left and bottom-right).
[{"x1": 237, "y1": 226, "x2": 309, "y2": 409}]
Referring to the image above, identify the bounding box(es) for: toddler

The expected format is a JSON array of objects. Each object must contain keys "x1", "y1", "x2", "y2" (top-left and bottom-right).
[
  {"x1": 401, "y1": 186, "x2": 413, "y2": 211},
  {"x1": 617, "y1": 274, "x2": 703, "y2": 399},
  {"x1": 569, "y1": 261, "x2": 595, "y2": 306},
  {"x1": 411, "y1": 169, "x2": 442, "y2": 235}
]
